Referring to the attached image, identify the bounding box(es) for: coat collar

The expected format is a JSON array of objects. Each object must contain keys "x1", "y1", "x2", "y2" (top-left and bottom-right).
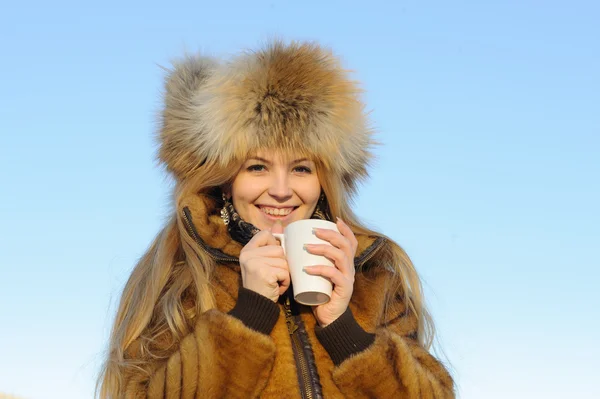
[{"x1": 180, "y1": 192, "x2": 385, "y2": 267}]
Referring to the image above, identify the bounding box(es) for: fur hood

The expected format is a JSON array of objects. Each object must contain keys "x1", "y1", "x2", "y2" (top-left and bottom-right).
[{"x1": 157, "y1": 41, "x2": 375, "y2": 194}]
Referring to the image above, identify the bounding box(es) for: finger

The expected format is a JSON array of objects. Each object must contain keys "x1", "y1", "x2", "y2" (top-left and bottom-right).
[
  {"x1": 304, "y1": 244, "x2": 352, "y2": 275},
  {"x1": 276, "y1": 269, "x2": 291, "y2": 295},
  {"x1": 244, "y1": 230, "x2": 280, "y2": 250},
  {"x1": 313, "y1": 228, "x2": 353, "y2": 256},
  {"x1": 271, "y1": 267, "x2": 291, "y2": 294},
  {"x1": 336, "y1": 217, "x2": 359, "y2": 251},
  {"x1": 303, "y1": 265, "x2": 349, "y2": 289},
  {"x1": 270, "y1": 220, "x2": 284, "y2": 235},
  {"x1": 246, "y1": 245, "x2": 286, "y2": 259},
  {"x1": 264, "y1": 257, "x2": 289, "y2": 271}
]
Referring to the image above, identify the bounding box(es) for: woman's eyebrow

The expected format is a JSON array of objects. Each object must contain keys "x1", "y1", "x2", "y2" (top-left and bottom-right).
[
  {"x1": 247, "y1": 157, "x2": 271, "y2": 164},
  {"x1": 292, "y1": 158, "x2": 311, "y2": 164}
]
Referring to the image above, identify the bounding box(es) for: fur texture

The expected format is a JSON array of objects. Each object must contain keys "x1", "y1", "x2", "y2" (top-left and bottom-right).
[{"x1": 159, "y1": 41, "x2": 375, "y2": 194}]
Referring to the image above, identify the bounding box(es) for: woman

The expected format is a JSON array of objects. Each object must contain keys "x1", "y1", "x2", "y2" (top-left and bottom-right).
[{"x1": 98, "y1": 41, "x2": 454, "y2": 398}]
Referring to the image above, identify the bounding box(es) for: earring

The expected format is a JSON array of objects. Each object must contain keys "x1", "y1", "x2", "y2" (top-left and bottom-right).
[
  {"x1": 220, "y1": 193, "x2": 231, "y2": 225},
  {"x1": 313, "y1": 192, "x2": 331, "y2": 221}
]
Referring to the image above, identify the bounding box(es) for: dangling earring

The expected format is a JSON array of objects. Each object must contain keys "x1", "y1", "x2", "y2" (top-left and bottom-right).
[
  {"x1": 313, "y1": 192, "x2": 331, "y2": 221},
  {"x1": 220, "y1": 193, "x2": 231, "y2": 225}
]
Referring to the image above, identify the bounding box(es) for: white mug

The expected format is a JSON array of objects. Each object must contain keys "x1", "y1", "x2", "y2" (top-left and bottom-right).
[{"x1": 273, "y1": 219, "x2": 339, "y2": 306}]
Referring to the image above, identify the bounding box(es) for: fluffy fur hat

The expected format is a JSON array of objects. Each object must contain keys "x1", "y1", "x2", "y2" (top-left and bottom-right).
[{"x1": 158, "y1": 41, "x2": 375, "y2": 194}]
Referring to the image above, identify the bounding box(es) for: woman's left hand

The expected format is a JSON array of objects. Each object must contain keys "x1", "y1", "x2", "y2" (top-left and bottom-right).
[{"x1": 303, "y1": 217, "x2": 358, "y2": 327}]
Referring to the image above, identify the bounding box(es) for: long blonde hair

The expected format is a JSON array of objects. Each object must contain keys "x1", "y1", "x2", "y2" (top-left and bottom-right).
[{"x1": 97, "y1": 158, "x2": 435, "y2": 398}]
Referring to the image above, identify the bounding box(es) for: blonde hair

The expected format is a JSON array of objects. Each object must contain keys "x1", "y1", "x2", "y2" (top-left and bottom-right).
[{"x1": 97, "y1": 157, "x2": 435, "y2": 398}]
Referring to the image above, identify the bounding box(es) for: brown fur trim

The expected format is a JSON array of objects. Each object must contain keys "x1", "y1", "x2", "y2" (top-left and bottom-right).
[
  {"x1": 180, "y1": 191, "x2": 243, "y2": 258},
  {"x1": 330, "y1": 330, "x2": 454, "y2": 398},
  {"x1": 159, "y1": 41, "x2": 375, "y2": 194},
  {"x1": 141, "y1": 309, "x2": 277, "y2": 399}
]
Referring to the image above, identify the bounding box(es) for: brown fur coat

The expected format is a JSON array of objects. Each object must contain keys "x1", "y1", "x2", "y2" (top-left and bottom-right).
[{"x1": 121, "y1": 193, "x2": 454, "y2": 398}]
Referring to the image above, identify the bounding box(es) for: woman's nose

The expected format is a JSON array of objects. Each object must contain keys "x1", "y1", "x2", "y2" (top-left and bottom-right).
[{"x1": 268, "y1": 173, "x2": 293, "y2": 200}]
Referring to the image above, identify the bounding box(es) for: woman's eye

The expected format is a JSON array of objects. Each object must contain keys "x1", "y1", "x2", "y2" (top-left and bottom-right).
[
  {"x1": 294, "y1": 166, "x2": 312, "y2": 173},
  {"x1": 247, "y1": 164, "x2": 266, "y2": 172}
]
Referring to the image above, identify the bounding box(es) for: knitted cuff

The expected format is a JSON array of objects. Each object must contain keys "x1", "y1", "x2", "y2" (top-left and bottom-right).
[
  {"x1": 315, "y1": 307, "x2": 376, "y2": 366},
  {"x1": 228, "y1": 287, "x2": 280, "y2": 335}
]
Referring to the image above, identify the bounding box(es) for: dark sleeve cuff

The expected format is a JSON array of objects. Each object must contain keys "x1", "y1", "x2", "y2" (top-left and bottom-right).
[
  {"x1": 315, "y1": 307, "x2": 376, "y2": 366},
  {"x1": 228, "y1": 287, "x2": 280, "y2": 335}
]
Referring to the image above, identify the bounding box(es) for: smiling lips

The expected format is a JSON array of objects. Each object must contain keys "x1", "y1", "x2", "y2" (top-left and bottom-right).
[{"x1": 258, "y1": 205, "x2": 297, "y2": 217}]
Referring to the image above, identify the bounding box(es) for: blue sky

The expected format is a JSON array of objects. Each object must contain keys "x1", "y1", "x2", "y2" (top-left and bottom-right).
[{"x1": 1, "y1": 1, "x2": 598, "y2": 398}]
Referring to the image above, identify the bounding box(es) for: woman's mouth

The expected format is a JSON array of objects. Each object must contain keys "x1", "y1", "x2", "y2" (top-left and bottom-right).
[{"x1": 257, "y1": 205, "x2": 297, "y2": 218}]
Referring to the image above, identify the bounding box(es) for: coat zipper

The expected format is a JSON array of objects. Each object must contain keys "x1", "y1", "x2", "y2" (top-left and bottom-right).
[{"x1": 284, "y1": 296, "x2": 315, "y2": 399}]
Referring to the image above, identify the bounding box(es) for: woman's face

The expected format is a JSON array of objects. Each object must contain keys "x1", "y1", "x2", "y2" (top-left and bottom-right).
[{"x1": 229, "y1": 150, "x2": 321, "y2": 231}]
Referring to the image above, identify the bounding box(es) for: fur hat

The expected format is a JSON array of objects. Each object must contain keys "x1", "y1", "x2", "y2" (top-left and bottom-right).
[{"x1": 158, "y1": 41, "x2": 375, "y2": 195}]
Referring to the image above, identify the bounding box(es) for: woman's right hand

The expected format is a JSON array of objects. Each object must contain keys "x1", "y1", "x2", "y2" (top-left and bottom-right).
[{"x1": 239, "y1": 222, "x2": 290, "y2": 302}]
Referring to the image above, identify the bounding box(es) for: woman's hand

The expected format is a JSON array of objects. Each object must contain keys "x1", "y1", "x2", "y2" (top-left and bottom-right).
[
  {"x1": 304, "y1": 218, "x2": 358, "y2": 327},
  {"x1": 239, "y1": 222, "x2": 290, "y2": 302}
]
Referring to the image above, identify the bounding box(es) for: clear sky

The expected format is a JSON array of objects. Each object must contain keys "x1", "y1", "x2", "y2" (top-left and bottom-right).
[{"x1": 1, "y1": 1, "x2": 598, "y2": 398}]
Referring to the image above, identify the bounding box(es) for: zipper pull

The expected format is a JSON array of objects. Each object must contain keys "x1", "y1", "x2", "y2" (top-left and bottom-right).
[
  {"x1": 286, "y1": 318, "x2": 298, "y2": 334},
  {"x1": 284, "y1": 297, "x2": 298, "y2": 334}
]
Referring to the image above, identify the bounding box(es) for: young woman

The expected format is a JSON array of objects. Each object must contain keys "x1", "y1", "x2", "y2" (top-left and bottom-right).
[{"x1": 98, "y1": 41, "x2": 454, "y2": 398}]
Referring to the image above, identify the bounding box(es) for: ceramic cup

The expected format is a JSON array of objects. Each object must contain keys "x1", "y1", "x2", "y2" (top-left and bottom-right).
[{"x1": 273, "y1": 219, "x2": 339, "y2": 305}]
